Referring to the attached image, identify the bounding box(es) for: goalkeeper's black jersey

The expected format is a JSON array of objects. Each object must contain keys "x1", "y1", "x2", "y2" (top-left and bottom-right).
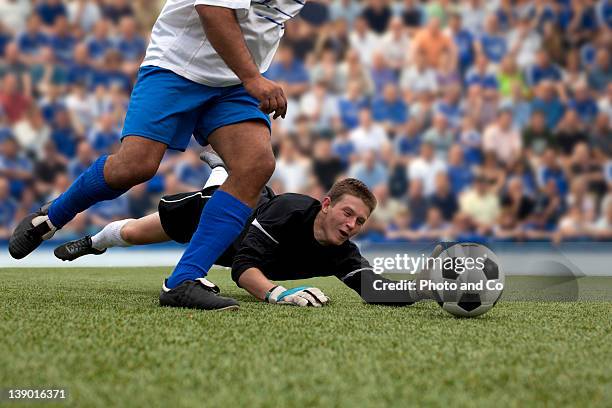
[{"x1": 217, "y1": 193, "x2": 372, "y2": 285}]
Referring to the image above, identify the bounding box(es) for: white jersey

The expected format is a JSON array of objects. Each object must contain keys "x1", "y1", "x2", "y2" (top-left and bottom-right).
[{"x1": 143, "y1": 0, "x2": 305, "y2": 87}]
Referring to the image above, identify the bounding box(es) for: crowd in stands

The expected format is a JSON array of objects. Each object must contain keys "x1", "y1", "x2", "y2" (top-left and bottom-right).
[{"x1": 0, "y1": 0, "x2": 611, "y2": 244}]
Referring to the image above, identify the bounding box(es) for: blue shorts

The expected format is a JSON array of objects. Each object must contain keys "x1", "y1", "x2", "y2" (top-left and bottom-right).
[{"x1": 122, "y1": 66, "x2": 271, "y2": 151}]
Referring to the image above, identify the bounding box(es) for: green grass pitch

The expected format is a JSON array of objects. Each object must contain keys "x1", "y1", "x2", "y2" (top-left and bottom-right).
[{"x1": 1, "y1": 268, "x2": 611, "y2": 407}]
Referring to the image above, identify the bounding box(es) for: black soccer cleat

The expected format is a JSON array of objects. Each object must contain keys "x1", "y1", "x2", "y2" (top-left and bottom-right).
[
  {"x1": 159, "y1": 278, "x2": 239, "y2": 311},
  {"x1": 199, "y1": 150, "x2": 226, "y2": 169},
  {"x1": 54, "y1": 236, "x2": 106, "y2": 261},
  {"x1": 9, "y1": 203, "x2": 57, "y2": 259}
]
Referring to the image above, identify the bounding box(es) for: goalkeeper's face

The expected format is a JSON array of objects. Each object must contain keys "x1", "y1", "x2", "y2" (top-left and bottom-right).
[{"x1": 320, "y1": 194, "x2": 370, "y2": 245}]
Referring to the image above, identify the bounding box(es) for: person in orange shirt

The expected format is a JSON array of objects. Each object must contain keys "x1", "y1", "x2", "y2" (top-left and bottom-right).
[{"x1": 411, "y1": 17, "x2": 456, "y2": 69}]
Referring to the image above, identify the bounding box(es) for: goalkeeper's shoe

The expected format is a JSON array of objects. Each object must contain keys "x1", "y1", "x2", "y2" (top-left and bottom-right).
[
  {"x1": 54, "y1": 236, "x2": 106, "y2": 261},
  {"x1": 9, "y1": 202, "x2": 57, "y2": 259},
  {"x1": 159, "y1": 278, "x2": 239, "y2": 311},
  {"x1": 199, "y1": 150, "x2": 226, "y2": 169}
]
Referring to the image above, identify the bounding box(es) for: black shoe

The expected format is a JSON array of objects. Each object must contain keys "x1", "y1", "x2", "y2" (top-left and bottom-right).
[
  {"x1": 54, "y1": 236, "x2": 106, "y2": 261},
  {"x1": 199, "y1": 150, "x2": 226, "y2": 169},
  {"x1": 9, "y1": 203, "x2": 57, "y2": 259},
  {"x1": 159, "y1": 278, "x2": 239, "y2": 311}
]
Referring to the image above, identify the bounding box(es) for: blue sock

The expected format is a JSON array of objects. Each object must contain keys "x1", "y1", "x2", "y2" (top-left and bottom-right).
[
  {"x1": 48, "y1": 155, "x2": 127, "y2": 228},
  {"x1": 166, "y1": 190, "x2": 252, "y2": 289}
]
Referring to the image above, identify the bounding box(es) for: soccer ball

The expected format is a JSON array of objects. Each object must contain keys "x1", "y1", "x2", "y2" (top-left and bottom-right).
[{"x1": 422, "y1": 242, "x2": 504, "y2": 318}]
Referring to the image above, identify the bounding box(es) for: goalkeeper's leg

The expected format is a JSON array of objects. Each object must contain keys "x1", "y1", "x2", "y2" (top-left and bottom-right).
[{"x1": 54, "y1": 214, "x2": 170, "y2": 261}]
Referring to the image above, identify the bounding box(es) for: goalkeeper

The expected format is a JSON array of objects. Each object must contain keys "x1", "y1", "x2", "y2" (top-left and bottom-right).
[{"x1": 55, "y1": 152, "x2": 416, "y2": 310}]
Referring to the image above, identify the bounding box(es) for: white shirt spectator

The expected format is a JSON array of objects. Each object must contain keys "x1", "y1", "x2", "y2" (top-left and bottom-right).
[
  {"x1": 299, "y1": 90, "x2": 340, "y2": 132},
  {"x1": 507, "y1": 28, "x2": 542, "y2": 69},
  {"x1": 13, "y1": 119, "x2": 50, "y2": 160},
  {"x1": 0, "y1": 0, "x2": 30, "y2": 33},
  {"x1": 67, "y1": 0, "x2": 102, "y2": 32},
  {"x1": 483, "y1": 123, "x2": 522, "y2": 164},
  {"x1": 379, "y1": 29, "x2": 411, "y2": 70},
  {"x1": 399, "y1": 65, "x2": 439, "y2": 94},
  {"x1": 349, "y1": 124, "x2": 389, "y2": 154},
  {"x1": 408, "y1": 157, "x2": 447, "y2": 197},
  {"x1": 273, "y1": 157, "x2": 311, "y2": 193}
]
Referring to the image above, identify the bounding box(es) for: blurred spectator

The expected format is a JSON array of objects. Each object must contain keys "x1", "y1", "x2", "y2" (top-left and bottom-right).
[
  {"x1": 430, "y1": 172, "x2": 458, "y2": 220},
  {"x1": 0, "y1": 137, "x2": 32, "y2": 199},
  {"x1": 588, "y1": 48, "x2": 612, "y2": 91},
  {"x1": 411, "y1": 17, "x2": 455, "y2": 69},
  {"x1": 483, "y1": 109, "x2": 522, "y2": 165},
  {"x1": 380, "y1": 16, "x2": 410, "y2": 71},
  {"x1": 447, "y1": 144, "x2": 474, "y2": 194},
  {"x1": 525, "y1": 50, "x2": 562, "y2": 87},
  {"x1": 13, "y1": 105, "x2": 50, "y2": 159},
  {"x1": 68, "y1": 140, "x2": 94, "y2": 180},
  {"x1": 447, "y1": 12, "x2": 474, "y2": 72},
  {"x1": 423, "y1": 112, "x2": 454, "y2": 158},
  {"x1": 101, "y1": 0, "x2": 133, "y2": 24},
  {"x1": 349, "y1": 16, "x2": 379, "y2": 66},
  {"x1": 49, "y1": 15, "x2": 76, "y2": 64},
  {"x1": 476, "y1": 14, "x2": 507, "y2": 64},
  {"x1": 267, "y1": 45, "x2": 309, "y2": 98},
  {"x1": 371, "y1": 83, "x2": 407, "y2": 133},
  {"x1": 16, "y1": 14, "x2": 47, "y2": 65},
  {"x1": 299, "y1": 80, "x2": 340, "y2": 133},
  {"x1": 87, "y1": 112, "x2": 120, "y2": 154},
  {"x1": 0, "y1": 72, "x2": 30, "y2": 123},
  {"x1": 273, "y1": 137, "x2": 311, "y2": 193},
  {"x1": 36, "y1": 0, "x2": 67, "y2": 27},
  {"x1": 349, "y1": 149, "x2": 388, "y2": 189},
  {"x1": 361, "y1": 0, "x2": 392, "y2": 34},
  {"x1": 33, "y1": 140, "x2": 67, "y2": 198},
  {"x1": 67, "y1": 0, "x2": 102, "y2": 32},
  {"x1": 459, "y1": 173, "x2": 500, "y2": 231},
  {"x1": 173, "y1": 149, "x2": 211, "y2": 190},
  {"x1": 408, "y1": 142, "x2": 447, "y2": 197},
  {"x1": 349, "y1": 107, "x2": 389, "y2": 153},
  {"x1": 531, "y1": 81, "x2": 565, "y2": 129},
  {"x1": 399, "y1": 51, "x2": 439, "y2": 94},
  {"x1": 0, "y1": 175, "x2": 17, "y2": 238},
  {"x1": 312, "y1": 138, "x2": 344, "y2": 191},
  {"x1": 554, "y1": 109, "x2": 589, "y2": 156},
  {"x1": 86, "y1": 18, "x2": 113, "y2": 61},
  {"x1": 406, "y1": 178, "x2": 427, "y2": 227},
  {"x1": 522, "y1": 110, "x2": 554, "y2": 157},
  {"x1": 0, "y1": 0, "x2": 31, "y2": 34}
]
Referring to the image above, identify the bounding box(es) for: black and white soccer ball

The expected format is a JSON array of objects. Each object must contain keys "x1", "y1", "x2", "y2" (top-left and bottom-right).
[{"x1": 427, "y1": 242, "x2": 504, "y2": 318}]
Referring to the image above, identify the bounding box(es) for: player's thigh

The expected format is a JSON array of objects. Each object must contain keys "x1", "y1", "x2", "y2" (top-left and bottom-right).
[
  {"x1": 208, "y1": 121, "x2": 274, "y2": 173},
  {"x1": 195, "y1": 85, "x2": 274, "y2": 174},
  {"x1": 121, "y1": 213, "x2": 170, "y2": 245},
  {"x1": 122, "y1": 66, "x2": 209, "y2": 152}
]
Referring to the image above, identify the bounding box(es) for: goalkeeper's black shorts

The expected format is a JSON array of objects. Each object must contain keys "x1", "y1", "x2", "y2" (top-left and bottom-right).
[{"x1": 158, "y1": 186, "x2": 275, "y2": 244}]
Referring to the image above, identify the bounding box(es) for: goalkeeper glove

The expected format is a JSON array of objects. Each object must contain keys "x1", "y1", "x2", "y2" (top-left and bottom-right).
[{"x1": 265, "y1": 285, "x2": 329, "y2": 307}]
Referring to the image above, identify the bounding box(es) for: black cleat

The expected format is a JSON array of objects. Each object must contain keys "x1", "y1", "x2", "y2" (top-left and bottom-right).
[
  {"x1": 199, "y1": 150, "x2": 226, "y2": 169},
  {"x1": 54, "y1": 236, "x2": 106, "y2": 261},
  {"x1": 9, "y1": 203, "x2": 57, "y2": 259},
  {"x1": 159, "y1": 278, "x2": 239, "y2": 311}
]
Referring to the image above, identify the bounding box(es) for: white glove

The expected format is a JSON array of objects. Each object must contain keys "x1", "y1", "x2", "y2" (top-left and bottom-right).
[{"x1": 265, "y1": 285, "x2": 329, "y2": 307}]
